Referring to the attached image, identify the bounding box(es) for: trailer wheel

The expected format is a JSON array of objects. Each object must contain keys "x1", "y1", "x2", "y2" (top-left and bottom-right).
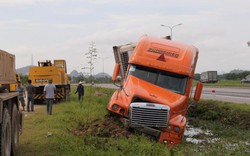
[
  {"x1": 11, "y1": 105, "x2": 19, "y2": 156},
  {"x1": 0, "y1": 108, "x2": 12, "y2": 156}
]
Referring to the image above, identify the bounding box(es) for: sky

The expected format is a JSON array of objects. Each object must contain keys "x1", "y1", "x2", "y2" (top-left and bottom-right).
[{"x1": 1, "y1": 0, "x2": 250, "y2": 76}]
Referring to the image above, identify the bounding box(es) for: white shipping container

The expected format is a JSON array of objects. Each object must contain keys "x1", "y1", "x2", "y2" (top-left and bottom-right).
[
  {"x1": 200, "y1": 71, "x2": 218, "y2": 83},
  {"x1": 113, "y1": 43, "x2": 135, "y2": 79}
]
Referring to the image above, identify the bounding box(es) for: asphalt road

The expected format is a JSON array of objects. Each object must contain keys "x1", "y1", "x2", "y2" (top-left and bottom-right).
[
  {"x1": 93, "y1": 83, "x2": 250, "y2": 104},
  {"x1": 199, "y1": 87, "x2": 250, "y2": 104}
]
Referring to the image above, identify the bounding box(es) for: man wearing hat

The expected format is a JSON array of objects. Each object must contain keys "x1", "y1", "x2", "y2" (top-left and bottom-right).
[
  {"x1": 75, "y1": 81, "x2": 84, "y2": 104},
  {"x1": 44, "y1": 79, "x2": 56, "y2": 115}
]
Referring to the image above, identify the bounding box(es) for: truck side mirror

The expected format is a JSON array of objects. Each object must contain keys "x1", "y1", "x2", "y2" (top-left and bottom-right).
[
  {"x1": 112, "y1": 63, "x2": 120, "y2": 82},
  {"x1": 193, "y1": 82, "x2": 203, "y2": 101}
]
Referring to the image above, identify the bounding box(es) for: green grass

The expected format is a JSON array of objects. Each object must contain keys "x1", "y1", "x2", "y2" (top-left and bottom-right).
[
  {"x1": 19, "y1": 86, "x2": 170, "y2": 156},
  {"x1": 185, "y1": 100, "x2": 250, "y2": 155},
  {"x1": 19, "y1": 86, "x2": 250, "y2": 156}
]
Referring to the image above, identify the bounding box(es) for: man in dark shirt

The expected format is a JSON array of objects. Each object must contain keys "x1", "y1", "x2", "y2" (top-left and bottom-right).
[
  {"x1": 26, "y1": 80, "x2": 35, "y2": 112},
  {"x1": 75, "y1": 81, "x2": 84, "y2": 104}
]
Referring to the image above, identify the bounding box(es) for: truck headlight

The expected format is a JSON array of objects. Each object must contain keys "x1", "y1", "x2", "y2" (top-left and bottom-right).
[
  {"x1": 112, "y1": 104, "x2": 119, "y2": 111},
  {"x1": 119, "y1": 109, "x2": 125, "y2": 114}
]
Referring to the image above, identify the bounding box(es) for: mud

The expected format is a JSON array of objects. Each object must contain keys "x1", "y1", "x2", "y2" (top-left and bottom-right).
[
  {"x1": 69, "y1": 114, "x2": 132, "y2": 138},
  {"x1": 70, "y1": 115, "x2": 221, "y2": 145},
  {"x1": 94, "y1": 91, "x2": 107, "y2": 97},
  {"x1": 70, "y1": 101, "x2": 250, "y2": 146}
]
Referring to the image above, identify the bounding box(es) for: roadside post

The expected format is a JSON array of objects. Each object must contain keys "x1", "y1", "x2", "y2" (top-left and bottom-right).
[{"x1": 212, "y1": 90, "x2": 215, "y2": 100}]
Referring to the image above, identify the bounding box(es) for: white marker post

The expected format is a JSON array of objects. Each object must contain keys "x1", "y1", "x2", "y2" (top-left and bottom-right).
[{"x1": 212, "y1": 90, "x2": 215, "y2": 100}]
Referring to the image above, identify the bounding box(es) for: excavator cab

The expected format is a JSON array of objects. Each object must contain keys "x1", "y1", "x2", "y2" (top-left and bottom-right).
[{"x1": 38, "y1": 60, "x2": 52, "y2": 67}]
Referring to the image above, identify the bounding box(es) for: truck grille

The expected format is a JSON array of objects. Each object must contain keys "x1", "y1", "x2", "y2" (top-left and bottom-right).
[{"x1": 129, "y1": 102, "x2": 170, "y2": 128}]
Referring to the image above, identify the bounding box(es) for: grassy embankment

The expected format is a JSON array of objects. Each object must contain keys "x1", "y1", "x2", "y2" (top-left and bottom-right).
[{"x1": 19, "y1": 86, "x2": 250, "y2": 156}]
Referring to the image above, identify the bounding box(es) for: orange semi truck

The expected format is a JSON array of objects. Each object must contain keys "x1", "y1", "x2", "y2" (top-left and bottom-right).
[{"x1": 108, "y1": 35, "x2": 203, "y2": 146}]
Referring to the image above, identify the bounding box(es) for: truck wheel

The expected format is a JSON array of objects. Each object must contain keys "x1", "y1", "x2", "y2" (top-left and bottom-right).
[
  {"x1": 11, "y1": 105, "x2": 19, "y2": 156},
  {"x1": 0, "y1": 108, "x2": 12, "y2": 156}
]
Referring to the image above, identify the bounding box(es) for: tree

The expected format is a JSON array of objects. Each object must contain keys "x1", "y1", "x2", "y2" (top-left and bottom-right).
[
  {"x1": 194, "y1": 73, "x2": 201, "y2": 80},
  {"x1": 20, "y1": 75, "x2": 28, "y2": 85},
  {"x1": 83, "y1": 41, "x2": 98, "y2": 84},
  {"x1": 223, "y1": 71, "x2": 250, "y2": 80}
]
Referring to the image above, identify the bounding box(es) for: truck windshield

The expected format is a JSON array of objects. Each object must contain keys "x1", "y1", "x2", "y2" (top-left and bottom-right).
[{"x1": 127, "y1": 65, "x2": 188, "y2": 95}]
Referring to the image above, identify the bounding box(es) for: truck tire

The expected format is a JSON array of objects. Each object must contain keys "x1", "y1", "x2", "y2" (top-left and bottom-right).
[
  {"x1": 0, "y1": 108, "x2": 12, "y2": 156},
  {"x1": 11, "y1": 105, "x2": 19, "y2": 156}
]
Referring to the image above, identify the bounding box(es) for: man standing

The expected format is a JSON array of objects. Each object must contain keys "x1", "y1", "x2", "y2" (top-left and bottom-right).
[
  {"x1": 75, "y1": 81, "x2": 84, "y2": 104},
  {"x1": 16, "y1": 81, "x2": 26, "y2": 111},
  {"x1": 44, "y1": 79, "x2": 56, "y2": 115},
  {"x1": 26, "y1": 80, "x2": 35, "y2": 112}
]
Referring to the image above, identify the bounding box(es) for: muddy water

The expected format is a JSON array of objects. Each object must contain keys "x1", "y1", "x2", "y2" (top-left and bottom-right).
[{"x1": 184, "y1": 123, "x2": 220, "y2": 144}]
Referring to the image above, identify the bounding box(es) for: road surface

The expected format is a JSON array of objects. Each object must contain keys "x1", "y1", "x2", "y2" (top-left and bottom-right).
[
  {"x1": 199, "y1": 87, "x2": 250, "y2": 104},
  {"x1": 93, "y1": 83, "x2": 250, "y2": 104}
]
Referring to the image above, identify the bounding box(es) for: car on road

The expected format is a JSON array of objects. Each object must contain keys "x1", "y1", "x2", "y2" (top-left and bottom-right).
[{"x1": 241, "y1": 75, "x2": 250, "y2": 83}]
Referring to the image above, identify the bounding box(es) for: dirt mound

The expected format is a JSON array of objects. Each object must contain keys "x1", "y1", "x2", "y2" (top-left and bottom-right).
[
  {"x1": 94, "y1": 91, "x2": 107, "y2": 97},
  {"x1": 69, "y1": 114, "x2": 132, "y2": 138}
]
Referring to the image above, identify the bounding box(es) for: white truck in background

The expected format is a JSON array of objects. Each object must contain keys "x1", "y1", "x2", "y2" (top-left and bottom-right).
[{"x1": 200, "y1": 71, "x2": 218, "y2": 83}]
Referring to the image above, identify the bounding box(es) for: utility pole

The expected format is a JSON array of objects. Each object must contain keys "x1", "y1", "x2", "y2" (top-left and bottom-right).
[
  {"x1": 31, "y1": 54, "x2": 34, "y2": 66},
  {"x1": 99, "y1": 57, "x2": 110, "y2": 78},
  {"x1": 160, "y1": 23, "x2": 182, "y2": 40}
]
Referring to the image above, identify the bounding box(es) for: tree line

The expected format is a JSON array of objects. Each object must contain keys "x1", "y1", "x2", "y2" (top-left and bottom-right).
[{"x1": 219, "y1": 71, "x2": 250, "y2": 80}]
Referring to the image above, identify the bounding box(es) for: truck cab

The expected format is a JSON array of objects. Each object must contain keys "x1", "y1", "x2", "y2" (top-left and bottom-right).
[{"x1": 108, "y1": 35, "x2": 203, "y2": 146}]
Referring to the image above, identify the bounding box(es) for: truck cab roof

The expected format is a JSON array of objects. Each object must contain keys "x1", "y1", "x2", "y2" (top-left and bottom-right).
[{"x1": 129, "y1": 35, "x2": 199, "y2": 76}]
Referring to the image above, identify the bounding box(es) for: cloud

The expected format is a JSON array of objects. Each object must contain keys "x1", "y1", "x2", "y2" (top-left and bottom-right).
[
  {"x1": 54, "y1": 7, "x2": 93, "y2": 16},
  {"x1": 1, "y1": 0, "x2": 250, "y2": 75},
  {"x1": 0, "y1": 0, "x2": 61, "y2": 6}
]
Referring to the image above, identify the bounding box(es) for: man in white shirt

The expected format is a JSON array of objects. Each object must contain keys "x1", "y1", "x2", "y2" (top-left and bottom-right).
[{"x1": 44, "y1": 79, "x2": 56, "y2": 115}]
